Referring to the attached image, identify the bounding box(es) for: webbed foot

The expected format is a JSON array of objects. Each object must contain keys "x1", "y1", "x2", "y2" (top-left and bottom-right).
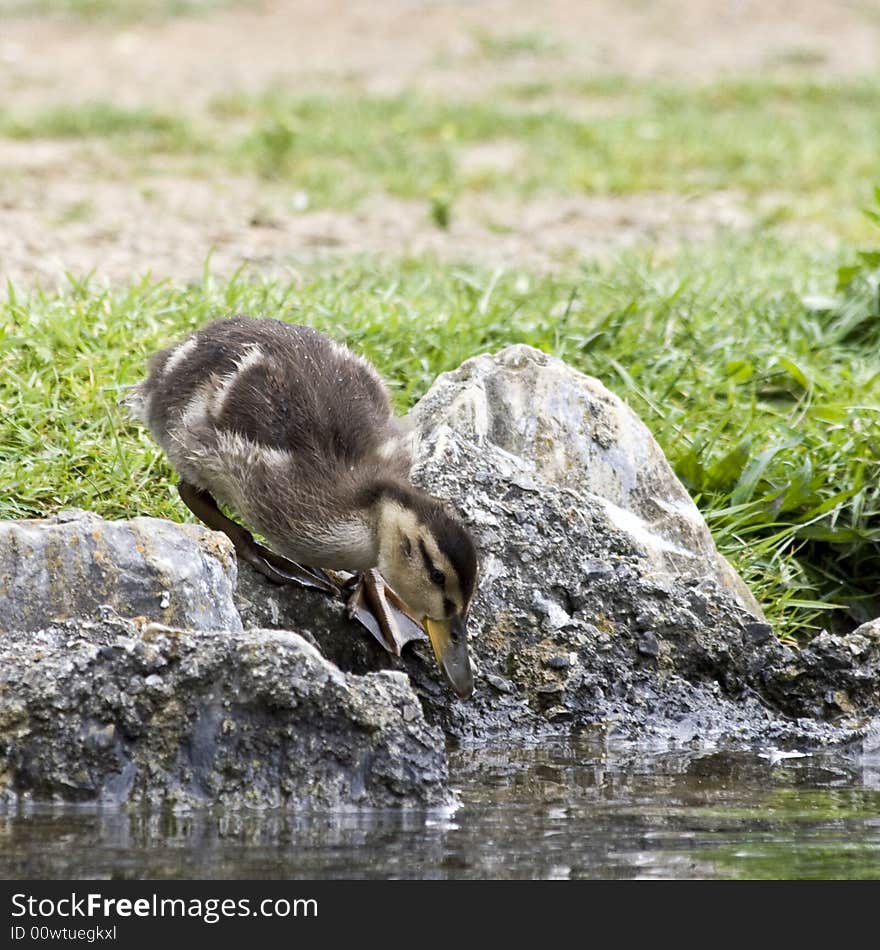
[{"x1": 345, "y1": 568, "x2": 427, "y2": 656}]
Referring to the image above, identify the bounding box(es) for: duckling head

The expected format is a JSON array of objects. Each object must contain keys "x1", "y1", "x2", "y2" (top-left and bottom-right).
[{"x1": 374, "y1": 486, "x2": 477, "y2": 699}]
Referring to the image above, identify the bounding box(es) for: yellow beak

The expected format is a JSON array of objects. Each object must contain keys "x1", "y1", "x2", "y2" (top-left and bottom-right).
[{"x1": 424, "y1": 615, "x2": 474, "y2": 699}]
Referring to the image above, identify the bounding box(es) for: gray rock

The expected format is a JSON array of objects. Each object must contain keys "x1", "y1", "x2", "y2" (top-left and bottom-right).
[
  {"x1": 743, "y1": 621, "x2": 774, "y2": 646},
  {"x1": 3, "y1": 345, "x2": 878, "y2": 810},
  {"x1": 409, "y1": 345, "x2": 763, "y2": 619},
  {"x1": 0, "y1": 509, "x2": 241, "y2": 634},
  {"x1": 851, "y1": 618, "x2": 880, "y2": 645},
  {"x1": 637, "y1": 633, "x2": 661, "y2": 658},
  {"x1": 757, "y1": 624, "x2": 880, "y2": 721},
  {"x1": 236, "y1": 345, "x2": 880, "y2": 746},
  {"x1": 0, "y1": 512, "x2": 448, "y2": 807},
  {"x1": 0, "y1": 619, "x2": 448, "y2": 808}
]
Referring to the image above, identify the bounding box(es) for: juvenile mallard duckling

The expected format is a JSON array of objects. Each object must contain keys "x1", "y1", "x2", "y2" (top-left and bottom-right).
[{"x1": 126, "y1": 315, "x2": 476, "y2": 698}]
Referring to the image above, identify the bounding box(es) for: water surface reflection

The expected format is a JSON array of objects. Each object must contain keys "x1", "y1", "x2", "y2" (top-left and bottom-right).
[{"x1": 2, "y1": 737, "x2": 878, "y2": 879}]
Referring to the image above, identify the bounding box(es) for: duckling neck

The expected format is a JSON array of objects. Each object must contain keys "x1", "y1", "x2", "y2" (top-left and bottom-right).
[
  {"x1": 295, "y1": 478, "x2": 412, "y2": 574},
  {"x1": 365, "y1": 480, "x2": 425, "y2": 576},
  {"x1": 272, "y1": 475, "x2": 413, "y2": 573},
  {"x1": 267, "y1": 479, "x2": 381, "y2": 572}
]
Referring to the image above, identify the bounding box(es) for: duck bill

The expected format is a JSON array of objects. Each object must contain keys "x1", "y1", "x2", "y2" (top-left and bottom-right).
[{"x1": 424, "y1": 616, "x2": 474, "y2": 700}]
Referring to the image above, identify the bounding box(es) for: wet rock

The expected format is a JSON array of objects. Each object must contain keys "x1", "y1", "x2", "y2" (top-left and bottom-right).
[
  {"x1": 0, "y1": 509, "x2": 241, "y2": 633},
  {"x1": 743, "y1": 621, "x2": 774, "y2": 646},
  {"x1": 850, "y1": 618, "x2": 880, "y2": 647},
  {"x1": 237, "y1": 346, "x2": 880, "y2": 746},
  {"x1": 3, "y1": 345, "x2": 879, "y2": 802},
  {"x1": 758, "y1": 625, "x2": 880, "y2": 722},
  {"x1": 0, "y1": 512, "x2": 448, "y2": 807},
  {"x1": 485, "y1": 673, "x2": 514, "y2": 693},
  {"x1": 637, "y1": 633, "x2": 660, "y2": 658},
  {"x1": 0, "y1": 620, "x2": 448, "y2": 808}
]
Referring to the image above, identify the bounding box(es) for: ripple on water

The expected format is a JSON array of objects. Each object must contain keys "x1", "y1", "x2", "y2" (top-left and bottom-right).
[{"x1": 1, "y1": 737, "x2": 879, "y2": 879}]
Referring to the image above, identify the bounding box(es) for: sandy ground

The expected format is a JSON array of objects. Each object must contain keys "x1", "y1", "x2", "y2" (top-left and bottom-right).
[
  {"x1": 0, "y1": 137, "x2": 761, "y2": 285},
  {"x1": 1, "y1": 0, "x2": 878, "y2": 287},
  {"x1": 5, "y1": 0, "x2": 879, "y2": 106}
]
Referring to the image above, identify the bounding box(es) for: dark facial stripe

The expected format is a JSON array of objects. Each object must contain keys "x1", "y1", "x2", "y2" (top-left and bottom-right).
[
  {"x1": 367, "y1": 483, "x2": 477, "y2": 604},
  {"x1": 428, "y1": 516, "x2": 477, "y2": 604},
  {"x1": 418, "y1": 539, "x2": 446, "y2": 589}
]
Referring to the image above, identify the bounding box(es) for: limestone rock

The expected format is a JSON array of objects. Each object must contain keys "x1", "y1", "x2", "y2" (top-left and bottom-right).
[
  {"x1": 236, "y1": 346, "x2": 878, "y2": 745},
  {"x1": 0, "y1": 509, "x2": 241, "y2": 634},
  {"x1": 410, "y1": 345, "x2": 762, "y2": 618},
  {"x1": 2, "y1": 345, "x2": 877, "y2": 807},
  {"x1": 0, "y1": 619, "x2": 448, "y2": 808}
]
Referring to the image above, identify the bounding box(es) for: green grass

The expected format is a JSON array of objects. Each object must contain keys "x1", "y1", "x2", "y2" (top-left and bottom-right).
[
  {"x1": 2, "y1": 77, "x2": 877, "y2": 235},
  {"x1": 1, "y1": 66, "x2": 878, "y2": 639},
  {"x1": 2, "y1": 238, "x2": 879, "y2": 638},
  {"x1": 217, "y1": 79, "x2": 880, "y2": 233},
  {"x1": 0, "y1": 0, "x2": 242, "y2": 20},
  {"x1": 0, "y1": 103, "x2": 199, "y2": 152}
]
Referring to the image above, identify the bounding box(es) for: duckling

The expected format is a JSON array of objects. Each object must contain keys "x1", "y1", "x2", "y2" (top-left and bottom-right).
[{"x1": 126, "y1": 315, "x2": 476, "y2": 698}]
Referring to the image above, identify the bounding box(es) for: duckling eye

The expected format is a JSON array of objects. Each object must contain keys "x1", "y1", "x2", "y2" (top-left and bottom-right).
[
  {"x1": 429, "y1": 567, "x2": 445, "y2": 587},
  {"x1": 401, "y1": 536, "x2": 412, "y2": 558}
]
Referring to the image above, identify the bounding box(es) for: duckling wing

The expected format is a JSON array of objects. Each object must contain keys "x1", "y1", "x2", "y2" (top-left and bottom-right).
[
  {"x1": 145, "y1": 316, "x2": 407, "y2": 472},
  {"x1": 217, "y1": 324, "x2": 401, "y2": 472},
  {"x1": 137, "y1": 317, "x2": 411, "y2": 566}
]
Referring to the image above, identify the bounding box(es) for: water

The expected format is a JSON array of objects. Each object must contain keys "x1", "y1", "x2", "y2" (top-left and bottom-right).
[{"x1": 2, "y1": 736, "x2": 879, "y2": 879}]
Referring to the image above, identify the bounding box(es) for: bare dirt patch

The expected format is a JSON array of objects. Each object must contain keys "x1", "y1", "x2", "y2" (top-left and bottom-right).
[
  {"x1": 1, "y1": 0, "x2": 875, "y2": 286},
  {"x1": 0, "y1": 141, "x2": 761, "y2": 286},
  {"x1": 3, "y1": 0, "x2": 878, "y2": 109}
]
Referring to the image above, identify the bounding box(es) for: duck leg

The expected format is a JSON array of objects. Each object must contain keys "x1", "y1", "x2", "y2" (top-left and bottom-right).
[
  {"x1": 177, "y1": 481, "x2": 339, "y2": 594},
  {"x1": 344, "y1": 569, "x2": 427, "y2": 656}
]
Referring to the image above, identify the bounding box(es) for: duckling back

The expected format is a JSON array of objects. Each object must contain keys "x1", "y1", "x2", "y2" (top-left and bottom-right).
[
  {"x1": 139, "y1": 317, "x2": 404, "y2": 465},
  {"x1": 129, "y1": 316, "x2": 412, "y2": 566}
]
